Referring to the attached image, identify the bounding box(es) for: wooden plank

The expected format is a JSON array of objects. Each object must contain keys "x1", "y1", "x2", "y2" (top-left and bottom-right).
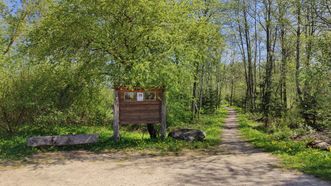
[
  {"x1": 120, "y1": 112, "x2": 160, "y2": 117},
  {"x1": 120, "y1": 109, "x2": 160, "y2": 114},
  {"x1": 120, "y1": 111, "x2": 160, "y2": 116},
  {"x1": 119, "y1": 103, "x2": 160, "y2": 107},
  {"x1": 120, "y1": 119, "x2": 160, "y2": 124},
  {"x1": 113, "y1": 90, "x2": 120, "y2": 142},
  {"x1": 120, "y1": 115, "x2": 160, "y2": 121},
  {"x1": 27, "y1": 134, "x2": 99, "y2": 147},
  {"x1": 119, "y1": 101, "x2": 161, "y2": 105},
  {"x1": 120, "y1": 111, "x2": 161, "y2": 124},
  {"x1": 120, "y1": 105, "x2": 160, "y2": 112}
]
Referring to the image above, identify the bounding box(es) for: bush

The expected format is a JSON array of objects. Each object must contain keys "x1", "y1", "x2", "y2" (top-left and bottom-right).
[
  {"x1": 271, "y1": 127, "x2": 293, "y2": 141},
  {"x1": 0, "y1": 63, "x2": 112, "y2": 134}
]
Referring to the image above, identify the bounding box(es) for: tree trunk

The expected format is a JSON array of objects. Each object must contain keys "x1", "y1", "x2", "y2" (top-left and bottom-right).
[
  {"x1": 198, "y1": 64, "x2": 205, "y2": 117},
  {"x1": 253, "y1": 0, "x2": 258, "y2": 111},
  {"x1": 262, "y1": 0, "x2": 274, "y2": 126},
  {"x1": 242, "y1": 0, "x2": 254, "y2": 112},
  {"x1": 295, "y1": 0, "x2": 303, "y2": 102},
  {"x1": 191, "y1": 63, "x2": 199, "y2": 119},
  {"x1": 238, "y1": 22, "x2": 248, "y2": 111},
  {"x1": 279, "y1": 2, "x2": 288, "y2": 111}
]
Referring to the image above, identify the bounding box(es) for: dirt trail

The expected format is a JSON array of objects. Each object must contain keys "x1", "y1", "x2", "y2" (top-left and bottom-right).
[{"x1": 0, "y1": 109, "x2": 330, "y2": 186}]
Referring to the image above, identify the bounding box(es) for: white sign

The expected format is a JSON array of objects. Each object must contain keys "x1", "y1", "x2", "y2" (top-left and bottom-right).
[{"x1": 137, "y1": 92, "x2": 144, "y2": 101}]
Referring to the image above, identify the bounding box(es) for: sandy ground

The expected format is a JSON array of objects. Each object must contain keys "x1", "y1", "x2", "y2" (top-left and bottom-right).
[{"x1": 0, "y1": 109, "x2": 330, "y2": 186}]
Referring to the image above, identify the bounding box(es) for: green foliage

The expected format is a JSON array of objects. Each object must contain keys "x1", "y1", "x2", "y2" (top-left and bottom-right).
[
  {"x1": 289, "y1": 32, "x2": 331, "y2": 131},
  {"x1": 0, "y1": 0, "x2": 223, "y2": 133},
  {"x1": 26, "y1": 0, "x2": 223, "y2": 87},
  {"x1": 238, "y1": 113, "x2": 331, "y2": 181},
  {"x1": 0, "y1": 63, "x2": 112, "y2": 133},
  {"x1": 0, "y1": 0, "x2": 225, "y2": 136},
  {"x1": 300, "y1": 32, "x2": 331, "y2": 130},
  {"x1": 201, "y1": 89, "x2": 220, "y2": 113}
]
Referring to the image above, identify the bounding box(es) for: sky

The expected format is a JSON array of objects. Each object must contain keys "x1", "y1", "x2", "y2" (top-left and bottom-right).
[{"x1": 4, "y1": 0, "x2": 21, "y2": 14}]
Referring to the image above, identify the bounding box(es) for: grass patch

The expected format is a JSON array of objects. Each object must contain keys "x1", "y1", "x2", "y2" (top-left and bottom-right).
[
  {"x1": 0, "y1": 108, "x2": 227, "y2": 161},
  {"x1": 238, "y1": 113, "x2": 331, "y2": 181}
]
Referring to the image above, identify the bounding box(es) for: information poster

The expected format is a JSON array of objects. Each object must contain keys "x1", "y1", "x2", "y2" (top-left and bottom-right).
[{"x1": 137, "y1": 92, "x2": 144, "y2": 101}]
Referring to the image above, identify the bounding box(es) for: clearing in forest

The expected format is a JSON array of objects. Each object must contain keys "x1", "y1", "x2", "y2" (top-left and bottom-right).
[{"x1": 0, "y1": 109, "x2": 329, "y2": 186}]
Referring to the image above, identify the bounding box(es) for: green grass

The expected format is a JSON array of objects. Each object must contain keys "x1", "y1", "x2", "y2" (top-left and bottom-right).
[
  {"x1": 0, "y1": 108, "x2": 227, "y2": 161},
  {"x1": 238, "y1": 113, "x2": 331, "y2": 181}
]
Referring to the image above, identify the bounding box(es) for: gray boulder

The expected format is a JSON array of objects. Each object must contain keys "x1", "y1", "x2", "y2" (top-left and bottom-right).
[
  {"x1": 168, "y1": 129, "x2": 206, "y2": 141},
  {"x1": 307, "y1": 140, "x2": 331, "y2": 151}
]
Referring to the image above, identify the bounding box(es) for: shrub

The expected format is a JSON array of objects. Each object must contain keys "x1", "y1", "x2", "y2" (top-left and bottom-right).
[{"x1": 0, "y1": 63, "x2": 112, "y2": 134}]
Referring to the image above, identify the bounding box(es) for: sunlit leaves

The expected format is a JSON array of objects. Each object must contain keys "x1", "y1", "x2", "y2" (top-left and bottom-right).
[{"x1": 26, "y1": 0, "x2": 223, "y2": 89}]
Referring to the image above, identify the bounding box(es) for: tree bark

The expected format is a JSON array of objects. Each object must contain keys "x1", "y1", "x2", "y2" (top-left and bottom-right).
[
  {"x1": 262, "y1": 0, "x2": 274, "y2": 125},
  {"x1": 242, "y1": 0, "x2": 254, "y2": 112},
  {"x1": 113, "y1": 90, "x2": 120, "y2": 142},
  {"x1": 295, "y1": 0, "x2": 303, "y2": 102},
  {"x1": 238, "y1": 22, "x2": 249, "y2": 110},
  {"x1": 279, "y1": 1, "x2": 288, "y2": 111},
  {"x1": 191, "y1": 63, "x2": 199, "y2": 119},
  {"x1": 160, "y1": 90, "x2": 167, "y2": 139}
]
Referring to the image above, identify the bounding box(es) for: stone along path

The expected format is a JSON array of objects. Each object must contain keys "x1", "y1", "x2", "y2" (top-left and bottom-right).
[{"x1": 0, "y1": 109, "x2": 330, "y2": 186}]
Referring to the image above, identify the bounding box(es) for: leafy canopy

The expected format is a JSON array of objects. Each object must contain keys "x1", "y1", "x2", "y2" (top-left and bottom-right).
[{"x1": 26, "y1": 0, "x2": 223, "y2": 88}]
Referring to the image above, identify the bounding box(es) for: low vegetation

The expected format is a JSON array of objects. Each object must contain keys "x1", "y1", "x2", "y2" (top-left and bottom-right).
[
  {"x1": 238, "y1": 113, "x2": 331, "y2": 181},
  {"x1": 0, "y1": 108, "x2": 227, "y2": 161}
]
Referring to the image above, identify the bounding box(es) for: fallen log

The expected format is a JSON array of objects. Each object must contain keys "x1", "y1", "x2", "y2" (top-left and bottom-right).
[{"x1": 27, "y1": 134, "x2": 99, "y2": 147}]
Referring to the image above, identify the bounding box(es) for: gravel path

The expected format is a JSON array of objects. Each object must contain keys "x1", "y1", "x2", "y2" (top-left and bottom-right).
[{"x1": 0, "y1": 108, "x2": 330, "y2": 186}]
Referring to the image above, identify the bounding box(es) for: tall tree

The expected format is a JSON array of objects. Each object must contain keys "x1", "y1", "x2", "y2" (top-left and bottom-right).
[
  {"x1": 278, "y1": 0, "x2": 289, "y2": 111},
  {"x1": 262, "y1": 0, "x2": 277, "y2": 123},
  {"x1": 295, "y1": 0, "x2": 303, "y2": 102}
]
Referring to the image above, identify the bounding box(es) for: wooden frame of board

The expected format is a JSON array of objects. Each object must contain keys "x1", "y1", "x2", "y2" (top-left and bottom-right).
[{"x1": 113, "y1": 87, "x2": 166, "y2": 142}]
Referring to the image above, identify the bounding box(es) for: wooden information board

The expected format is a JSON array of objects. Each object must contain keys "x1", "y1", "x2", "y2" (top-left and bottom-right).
[{"x1": 113, "y1": 87, "x2": 166, "y2": 141}]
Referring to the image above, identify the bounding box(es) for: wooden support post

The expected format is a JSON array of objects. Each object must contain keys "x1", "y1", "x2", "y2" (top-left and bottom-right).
[
  {"x1": 147, "y1": 124, "x2": 157, "y2": 139},
  {"x1": 160, "y1": 91, "x2": 167, "y2": 139},
  {"x1": 113, "y1": 90, "x2": 120, "y2": 142}
]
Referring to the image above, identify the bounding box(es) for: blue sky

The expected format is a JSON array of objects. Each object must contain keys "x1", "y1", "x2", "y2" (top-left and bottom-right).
[{"x1": 4, "y1": 0, "x2": 21, "y2": 13}]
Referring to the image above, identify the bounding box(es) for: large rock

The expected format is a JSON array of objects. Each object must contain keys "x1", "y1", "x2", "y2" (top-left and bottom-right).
[
  {"x1": 27, "y1": 134, "x2": 99, "y2": 147},
  {"x1": 168, "y1": 129, "x2": 206, "y2": 141},
  {"x1": 307, "y1": 140, "x2": 331, "y2": 151}
]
